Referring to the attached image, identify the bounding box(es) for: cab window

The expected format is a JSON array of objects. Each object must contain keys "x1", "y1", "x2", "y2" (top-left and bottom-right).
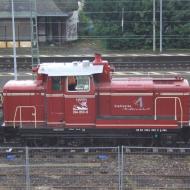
[
  {"x1": 52, "y1": 77, "x2": 62, "y2": 91},
  {"x1": 68, "y1": 76, "x2": 90, "y2": 92}
]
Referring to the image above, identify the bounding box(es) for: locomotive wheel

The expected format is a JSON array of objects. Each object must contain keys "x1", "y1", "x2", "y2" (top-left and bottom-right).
[
  {"x1": 181, "y1": 127, "x2": 190, "y2": 143},
  {"x1": 160, "y1": 133, "x2": 177, "y2": 147},
  {"x1": 34, "y1": 137, "x2": 58, "y2": 147},
  {"x1": 66, "y1": 138, "x2": 84, "y2": 147},
  {"x1": 48, "y1": 137, "x2": 58, "y2": 147}
]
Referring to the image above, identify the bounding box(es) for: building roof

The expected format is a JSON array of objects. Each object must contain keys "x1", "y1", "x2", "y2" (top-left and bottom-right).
[
  {"x1": 38, "y1": 61, "x2": 104, "y2": 76},
  {"x1": 0, "y1": 0, "x2": 78, "y2": 18}
]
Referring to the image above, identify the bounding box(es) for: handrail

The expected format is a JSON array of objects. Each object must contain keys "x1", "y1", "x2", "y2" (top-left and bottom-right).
[
  {"x1": 0, "y1": 91, "x2": 2, "y2": 108},
  {"x1": 13, "y1": 106, "x2": 37, "y2": 128},
  {"x1": 154, "y1": 97, "x2": 183, "y2": 127}
]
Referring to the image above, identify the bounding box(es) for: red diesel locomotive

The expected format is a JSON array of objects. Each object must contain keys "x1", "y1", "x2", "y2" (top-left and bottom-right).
[{"x1": 0, "y1": 54, "x2": 190, "y2": 146}]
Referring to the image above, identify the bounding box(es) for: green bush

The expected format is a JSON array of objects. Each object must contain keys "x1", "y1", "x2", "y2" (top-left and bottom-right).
[{"x1": 79, "y1": 0, "x2": 190, "y2": 50}]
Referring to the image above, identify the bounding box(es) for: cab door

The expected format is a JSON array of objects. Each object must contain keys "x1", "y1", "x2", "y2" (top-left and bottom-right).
[
  {"x1": 46, "y1": 76, "x2": 65, "y2": 126},
  {"x1": 64, "y1": 75, "x2": 96, "y2": 128}
]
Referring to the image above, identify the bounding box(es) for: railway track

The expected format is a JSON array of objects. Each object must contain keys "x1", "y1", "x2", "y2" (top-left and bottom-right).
[
  {"x1": 1, "y1": 60, "x2": 190, "y2": 72},
  {"x1": 0, "y1": 55, "x2": 190, "y2": 71},
  {"x1": 115, "y1": 61, "x2": 190, "y2": 71},
  {"x1": 124, "y1": 146, "x2": 190, "y2": 154}
]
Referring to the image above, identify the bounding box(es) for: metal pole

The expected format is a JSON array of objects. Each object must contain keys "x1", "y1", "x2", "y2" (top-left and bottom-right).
[
  {"x1": 160, "y1": 0, "x2": 162, "y2": 52},
  {"x1": 25, "y1": 147, "x2": 30, "y2": 190},
  {"x1": 153, "y1": 0, "x2": 156, "y2": 52},
  {"x1": 120, "y1": 146, "x2": 124, "y2": 190},
  {"x1": 118, "y1": 146, "x2": 121, "y2": 190},
  {"x1": 121, "y1": 8, "x2": 124, "y2": 33},
  {"x1": 11, "y1": 0, "x2": 17, "y2": 80}
]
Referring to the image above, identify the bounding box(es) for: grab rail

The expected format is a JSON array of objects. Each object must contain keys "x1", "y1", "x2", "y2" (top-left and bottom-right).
[
  {"x1": 154, "y1": 97, "x2": 183, "y2": 127},
  {"x1": 13, "y1": 106, "x2": 37, "y2": 128},
  {"x1": 0, "y1": 91, "x2": 2, "y2": 108}
]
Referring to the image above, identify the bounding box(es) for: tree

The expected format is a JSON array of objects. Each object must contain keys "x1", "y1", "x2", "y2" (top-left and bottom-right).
[{"x1": 80, "y1": 0, "x2": 190, "y2": 50}]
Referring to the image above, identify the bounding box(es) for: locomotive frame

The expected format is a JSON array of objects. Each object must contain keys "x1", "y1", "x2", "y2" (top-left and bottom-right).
[{"x1": 0, "y1": 54, "x2": 190, "y2": 146}]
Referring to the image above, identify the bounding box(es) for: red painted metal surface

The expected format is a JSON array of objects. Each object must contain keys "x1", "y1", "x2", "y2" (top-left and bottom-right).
[{"x1": 2, "y1": 54, "x2": 190, "y2": 131}]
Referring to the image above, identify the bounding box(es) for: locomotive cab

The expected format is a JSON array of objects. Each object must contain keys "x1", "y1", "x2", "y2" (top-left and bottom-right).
[
  {"x1": 2, "y1": 54, "x2": 107, "y2": 128},
  {"x1": 36, "y1": 54, "x2": 111, "y2": 128},
  {"x1": 45, "y1": 74, "x2": 96, "y2": 127},
  {"x1": 65, "y1": 75, "x2": 96, "y2": 126}
]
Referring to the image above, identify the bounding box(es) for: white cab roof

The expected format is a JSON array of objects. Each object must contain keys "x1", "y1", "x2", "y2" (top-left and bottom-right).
[{"x1": 38, "y1": 60, "x2": 104, "y2": 76}]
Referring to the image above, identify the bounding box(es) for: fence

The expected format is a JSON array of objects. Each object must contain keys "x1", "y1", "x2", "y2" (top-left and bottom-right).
[
  {"x1": 122, "y1": 147, "x2": 190, "y2": 190},
  {"x1": 0, "y1": 147, "x2": 120, "y2": 190},
  {"x1": 0, "y1": 146, "x2": 190, "y2": 189}
]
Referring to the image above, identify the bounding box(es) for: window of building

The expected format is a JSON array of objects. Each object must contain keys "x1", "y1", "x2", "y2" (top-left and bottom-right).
[
  {"x1": 52, "y1": 77, "x2": 62, "y2": 91},
  {"x1": 68, "y1": 76, "x2": 90, "y2": 92}
]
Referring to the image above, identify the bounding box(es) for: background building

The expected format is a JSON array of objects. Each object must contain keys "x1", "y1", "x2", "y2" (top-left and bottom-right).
[{"x1": 0, "y1": 0, "x2": 79, "y2": 48}]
